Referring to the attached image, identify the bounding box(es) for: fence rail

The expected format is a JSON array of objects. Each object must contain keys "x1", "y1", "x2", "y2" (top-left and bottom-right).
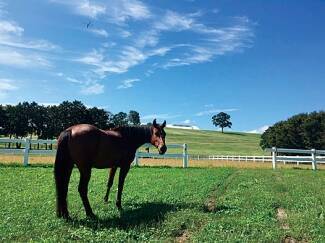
[
  {"x1": 265, "y1": 147, "x2": 325, "y2": 170},
  {"x1": 0, "y1": 138, "x2": 189, "y2": 167},
  {"x1": 0, "y1": 138, "x2": 324, "y2": 170}
]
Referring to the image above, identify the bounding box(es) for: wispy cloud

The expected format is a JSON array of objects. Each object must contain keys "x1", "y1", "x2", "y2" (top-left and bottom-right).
[
  {"x1": 81, "y1": 83, "x2": 104, "y2": 95},
  {"x1": 0, "y1": 48, "x2": 51, "y2": 67},
  {"x1": 76, "y1": 46, "x2": 171, "y2": 77},
  {"x1": 48, "y1": 1, "x2": 254, "y2": 94},
  {"x1": 88, "y1": 28, "x2": 108, "y2": 37},
  {"x1": 50, "y1": 0, "x2": 106, "y2": 19},
  {"x1": 182, "y1": 119, "x2": 193, "y2": 124},
  {"x1": 195, "y1": 108, "x2": 238, "y2": 116},
  {"x1": 66, "y1": 76, "x2": 83, "y2": 84},
  {"x1": 246, "y1": 125, "x2": 269, "y2": 134},
  {"x1": 0, "y1": 20, "x2": 59, "y2": 51},
  {"x1": 0, "y1": 78, "x2": 18, "y2": 99},
  {"x1": 117, "y1": 78, "x2": 140, "y2": 89},
  {"x1": 0, "y1": 6, "x2": 57, "y2": 69},
  {"x1": 51, "y1": 0, "x2": 151, "y2": 23}
]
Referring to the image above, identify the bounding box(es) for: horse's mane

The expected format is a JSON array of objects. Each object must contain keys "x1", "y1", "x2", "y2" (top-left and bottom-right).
[{"x1": 112, "y1": 125, "x2": 152, "y2": 141}]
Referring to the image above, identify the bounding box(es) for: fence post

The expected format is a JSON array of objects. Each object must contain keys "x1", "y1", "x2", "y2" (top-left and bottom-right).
[
  {"x1": 183, "y1": 143, "x2": 188, "y2": 168},
  {"x1": 272, "y1": 147, "x2": 277, "y2": 169},
  {"x1": 311, "y1": 149, "x2": 317, "y2": 171},
  {"x1": 23, "y1": 138, "x2": 31, "y2": 166}
]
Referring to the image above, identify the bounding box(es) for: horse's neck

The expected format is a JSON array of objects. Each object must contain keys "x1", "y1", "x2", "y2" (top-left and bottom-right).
[
  {"x1": 133, "y1": 127, "x2": 151, "y2": 149},
  {"x1": 124, "y1": 127, "x2": 151, "y2": 150}
]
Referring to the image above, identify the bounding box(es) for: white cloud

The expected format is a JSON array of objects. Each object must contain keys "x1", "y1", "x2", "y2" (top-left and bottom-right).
[
  {"x1": 195, "y1": 108, "x2": 238, "y2": 116},
  {"x1": 0, "y1": 48, "x2": 51, "y2": 67},
  {"x1": 0, "y1": 1, "x2": 7, "y2": 16},
  {"x1": 0, "y1": 78, "x2": 18, "y2": 98},
  {"x1": 76, "y1": 45, "x2": 172, "y2": 77},
  {"x1": 88, "y1": 28, "x2": 108, "y2": 37},
  {"x1": 155, "y1": 10, "x2": 193, "y2": 31},
  {"x1": 81, "y1": 83, "x2": 104, "y2": 95},
  {"x1": 120, "y1": 29, "x2": 132, "y2": 38},
  {"x1": 61, "y1": 5, "x2": 254, "y2": 92},
  {"x1": 0, "y1": 6, "x2": 57, "y2": 69},
  {"x1": 51, "y1": 0, "x2": 151, "y2": 23},
  {"x1": 50, "y1": 0, "x2": 106, "y2": 18},
  {"x1": 66, "y1": 77, "x2": 83, "y2": 84},
  {"x1": 183, "y1": 119, "x2": 192, "y2": 124},
  {"x1": 117, "y1": 78, "x2": 140, "y2": 89},
  {"x1": 247, "y1": 125, "x2": 269, "y2": 134},
  {"x1": 0, "y1": 20, "x2": 59, "y2": 51}
]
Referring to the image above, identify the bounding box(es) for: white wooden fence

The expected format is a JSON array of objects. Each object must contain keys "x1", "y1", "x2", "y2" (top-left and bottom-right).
[
  {"x1": 206, "y1": 148, "x2": 325, "y2": 170},
  {"x1": 0, "y1": 138, "x2": 189, "y2": 168},
  {"x1": 0, "y1": 138, "x2": 56, "y2": 166},
  {"x1": 1, "y1": 138, "x2": 324, "y2": 170},
  {"x1": 134, "y1": 143, "x2": 189, "y2": 168},
  {"x1": 265, "y1": 147, "x2": 325, "y2": 170}
]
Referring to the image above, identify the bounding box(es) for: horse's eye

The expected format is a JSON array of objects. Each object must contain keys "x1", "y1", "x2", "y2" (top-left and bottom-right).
[{"x1": 155, "y1": 132, "x2": 160, "y2": 136}]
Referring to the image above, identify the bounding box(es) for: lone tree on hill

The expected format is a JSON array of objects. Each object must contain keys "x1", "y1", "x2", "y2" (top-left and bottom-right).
[{"x1": 212, "y1": 112, "x2": 232, "y2": 133}]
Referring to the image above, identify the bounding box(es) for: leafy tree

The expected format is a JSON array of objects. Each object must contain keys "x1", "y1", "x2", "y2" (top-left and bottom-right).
[
  {"x1": 212, "y1": 112, "x2": 232, "y2": 133},
  {"x1": 112, "y1": 112, "x2": 128, "y2": 127},
  {"x1": 88, "y1": 107, "x2": 110, "y2": 129},
  {"x1": 40, "y1": 105, "x2": 60, "y2": 139},
  {"x1": 128, "y1": 110, "x2": 140, "y2": 125},
  {"x1": 260, "y1": 111, "x2": 325, "y2": 150},
  {"x1": 0, "y1": 105, "x2": 8, "y2": 135}
]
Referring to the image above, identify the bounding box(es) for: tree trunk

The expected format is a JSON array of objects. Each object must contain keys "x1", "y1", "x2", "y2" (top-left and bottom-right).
[{"x1": 221, "y1": 127, "x2": 224, "y2": 133}]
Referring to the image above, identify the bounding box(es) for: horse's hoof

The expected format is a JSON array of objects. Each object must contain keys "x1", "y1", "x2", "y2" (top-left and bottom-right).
[{"x1": 57, "y1": 211, "x2": 71, "y2": 221}]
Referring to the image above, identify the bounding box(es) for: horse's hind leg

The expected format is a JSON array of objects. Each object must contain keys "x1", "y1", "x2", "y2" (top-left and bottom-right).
[
  {"x1": 78, "y1": 168, "x2": 95, "y2": 218},
  {"x1": 104, "y1": 167, "x2": 117, "y2": 203},
  {"x1": 55, "y1": 163, "x2": 73, "y2": 219},
  {"x1": 116, "y1": 165, "x2": 130, "y2": 211}
]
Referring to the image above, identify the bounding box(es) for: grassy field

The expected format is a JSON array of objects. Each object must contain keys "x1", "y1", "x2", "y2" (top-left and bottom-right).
[
  {"x1": 163, "y1": 128, "x2": 262, "y2": 155},
  {"x1": 1, "y1": 165, "x2": 324, "y2": 242}
]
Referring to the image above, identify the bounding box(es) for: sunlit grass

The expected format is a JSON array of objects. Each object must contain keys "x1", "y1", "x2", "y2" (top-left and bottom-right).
[{"x1": 0, "y1": 166, "x2": 324, "y2": 242}]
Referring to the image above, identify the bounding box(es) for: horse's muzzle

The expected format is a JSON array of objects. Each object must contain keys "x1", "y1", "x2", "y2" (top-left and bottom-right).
[{"x1": 158, "y1": 145, "x2": 167, "y2": 155}]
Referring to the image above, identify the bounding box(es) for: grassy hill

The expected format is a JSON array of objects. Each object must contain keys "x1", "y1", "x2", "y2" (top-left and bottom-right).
[{"x1": 164, "y1": 128, "x2": 264, "y2": 156}]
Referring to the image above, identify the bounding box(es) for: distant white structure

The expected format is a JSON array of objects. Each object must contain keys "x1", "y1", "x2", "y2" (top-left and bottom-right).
[{"x1": 166, "y1": 124, "x2": 200, "y2": 130}]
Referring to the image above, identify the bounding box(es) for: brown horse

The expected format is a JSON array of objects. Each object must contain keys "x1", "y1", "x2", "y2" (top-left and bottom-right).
[{"x1": 54, "y1": 119, "x2": 167, "y2": 219}]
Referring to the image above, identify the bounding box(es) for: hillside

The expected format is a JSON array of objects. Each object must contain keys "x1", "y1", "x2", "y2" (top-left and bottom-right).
[{"x1": 164, "y1": 128, "x2": 264, "y2": 156}]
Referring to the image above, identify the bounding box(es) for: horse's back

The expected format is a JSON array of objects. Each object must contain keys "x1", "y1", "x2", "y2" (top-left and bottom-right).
[{"x1": 66, "y1": 124, "x2": 132, "y2": 168}]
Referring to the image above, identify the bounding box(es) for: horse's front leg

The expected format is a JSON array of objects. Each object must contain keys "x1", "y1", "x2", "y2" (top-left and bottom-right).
[
  {"x1": 116, "y1": 165, "x2": 130, "y2": 211},
  {"x1": 104, "y1": 166, "x2": 117, "y2": 203},
  {"x1": 78, "y1": 168, "x2": 96, "y2": 218}
]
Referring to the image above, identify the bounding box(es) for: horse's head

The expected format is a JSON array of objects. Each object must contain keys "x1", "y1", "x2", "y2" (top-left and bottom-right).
[{"x1": 150, "y1": 119, "x2": 167, "y2": 155}]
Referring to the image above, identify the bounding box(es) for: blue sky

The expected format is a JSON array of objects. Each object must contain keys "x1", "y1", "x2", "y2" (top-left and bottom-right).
[{"x1": 0, "y1": 0, "x2": 324, "y2": 132}]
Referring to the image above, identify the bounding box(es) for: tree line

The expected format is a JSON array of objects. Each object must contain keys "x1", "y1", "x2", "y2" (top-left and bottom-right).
[
  {"x1": 0, "y1": 101, "x2": 141, "y2": 139},
  {"x1": 260, "y1": 111, "x2": 325, "y2": 150}
]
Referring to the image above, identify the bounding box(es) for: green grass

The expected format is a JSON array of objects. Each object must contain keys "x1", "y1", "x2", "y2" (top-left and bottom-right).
[
  {"x1": 165, "y1": 128, "x2": 263, "y2": 155},
  {"x1": 1, "y1": 165, "x2": 324, "y2": 242}
]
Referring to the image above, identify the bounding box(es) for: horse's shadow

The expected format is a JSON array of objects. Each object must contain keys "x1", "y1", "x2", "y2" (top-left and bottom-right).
[{"x1": 70, "y1": 202, "x2": 180, "y2": 230}]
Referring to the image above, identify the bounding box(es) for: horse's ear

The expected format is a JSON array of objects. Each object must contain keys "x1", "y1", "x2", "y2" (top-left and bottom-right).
[
  {"x1": 153, "y1": 119, "x2": 158, "y2": 128},
  {"x1": 161, "y1": 120, "x2": 166, "y2": 128}
]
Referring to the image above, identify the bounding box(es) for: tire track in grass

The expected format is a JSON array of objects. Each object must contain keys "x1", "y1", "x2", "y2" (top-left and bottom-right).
[
  {"x1": 204, "y1": 170, "x2": 239, "y2": 213},
  {"x1": 273, "y1": 173, "x2": 308, "y2": 243},
  {"x1": 175, "y1": 170, "x2": 237, "y2": 242}
]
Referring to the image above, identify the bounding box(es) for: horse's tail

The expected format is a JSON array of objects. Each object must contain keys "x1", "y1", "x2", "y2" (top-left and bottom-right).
[{"x1": 54, "y1": 129, "x2": 73, "y2": 218}]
